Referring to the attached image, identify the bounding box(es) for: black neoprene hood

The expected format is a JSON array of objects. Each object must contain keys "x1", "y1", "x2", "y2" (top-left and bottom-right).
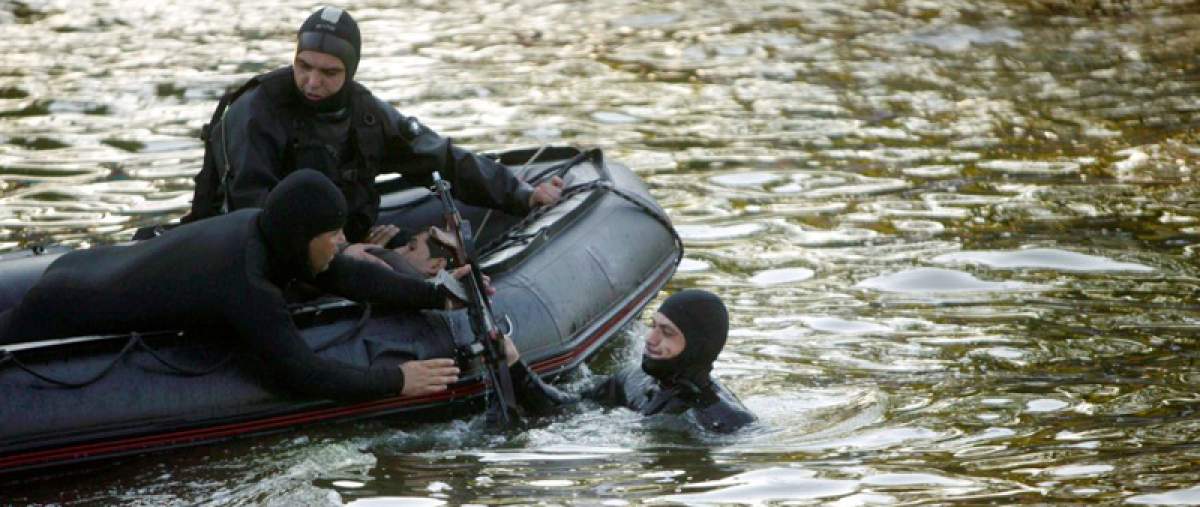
[
  {"x1": 641, "y1": 289, "x2": 730, "y2": 385},
  {"x1": 257, "y1": 169, "x2": 347, "y2": 278},
  {"x1": 297, "y1": 6, "x2": 362, "y2": 80}
]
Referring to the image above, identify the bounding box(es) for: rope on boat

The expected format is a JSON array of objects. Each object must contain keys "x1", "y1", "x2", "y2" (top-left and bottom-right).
[
  {"x1": 137, "y1": 335, "x2": 234, "y2": 377},
  {"x1": 526, "y1": 149, "x2": 595, "y2": 186},
  {"x1": 0, "y1": 331, "x2": 235, "y2": 388},
  {"x1": 0, "y1": 301, "x2": 370, "y2": 387},
  {"x1": 479, "y1": 150, "x2": 684, "y2": 267},
  {"x1": 2, "y1": 333, "x2": 140, "y2": 388}
]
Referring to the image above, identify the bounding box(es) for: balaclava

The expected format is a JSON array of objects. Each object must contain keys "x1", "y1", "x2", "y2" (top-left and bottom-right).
[
  {"x1": 257, "y1": 169, "x2": 347, "y2": 279},
  {"x1": 641, "y1": 289, "x2": 729, "y2": 388},
  {"x1": 295, "y1": 6, "x2": 361, "y2": 113}
]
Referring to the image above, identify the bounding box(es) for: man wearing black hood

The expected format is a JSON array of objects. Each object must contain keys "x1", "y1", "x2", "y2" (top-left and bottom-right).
[
  {"x1": 0, "y1": 170, "x2": 461, "y2": 401},
  {"x1": 502, "y1": 289, "x2": 757, "y2": 434},
  {"x1": 185, "y1": 5, "x2": 564, "y2": 244}
]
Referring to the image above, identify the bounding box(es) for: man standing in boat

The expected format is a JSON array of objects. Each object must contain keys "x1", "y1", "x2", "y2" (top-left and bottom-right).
[
  {"x1": 184, "y1": 5, "x2": 565, "y2": 248},
  {"x1": 0, "y1": 171, "x2": 461, "y2": 402},
  {"x1": 502, "y1": 289, "x2": 757, "y2": 434}
]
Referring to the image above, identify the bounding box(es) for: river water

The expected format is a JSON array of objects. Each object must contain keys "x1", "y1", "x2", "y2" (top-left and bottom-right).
[{"x1": 4, "y1": 0, "x2": 1200, "y2": 504}]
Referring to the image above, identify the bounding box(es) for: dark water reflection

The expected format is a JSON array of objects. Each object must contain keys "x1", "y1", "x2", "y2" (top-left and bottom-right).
[{"x1": 5, "y1": 0, "x2": 1200, "y2": 504}]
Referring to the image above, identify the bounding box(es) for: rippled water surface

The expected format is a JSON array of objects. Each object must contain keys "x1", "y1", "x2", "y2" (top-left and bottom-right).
[{"x1": 5, "y1": 0, "x2": 1200, "y2": 504}]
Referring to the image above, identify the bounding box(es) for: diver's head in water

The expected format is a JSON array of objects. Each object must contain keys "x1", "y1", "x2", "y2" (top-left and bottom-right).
[
  {"x1": 258, "y1": 169, "x2": 348, "y2": 278},
  {"x1": 641, "y1": 289, "x2": 729, "y2": 387},
  {"x1": 294, "y1": 6, "x2": 361, "y2": 113}
]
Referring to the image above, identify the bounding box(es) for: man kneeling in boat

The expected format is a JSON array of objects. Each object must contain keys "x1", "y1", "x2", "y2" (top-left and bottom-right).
[
  {"x1": 503, "y1": 289, "x2": 757, "y2": 434},
  {"x1": 183, "y1": 5, "x2": 565, "y2": 255},
  {"x1": 0, "y1": 170, "x2": 461, "y2": 401}
]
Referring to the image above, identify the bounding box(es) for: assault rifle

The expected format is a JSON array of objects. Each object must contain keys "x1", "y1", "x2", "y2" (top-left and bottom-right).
[{"x1": 430, "y1": 172, "x2": 522, "y2": 428}]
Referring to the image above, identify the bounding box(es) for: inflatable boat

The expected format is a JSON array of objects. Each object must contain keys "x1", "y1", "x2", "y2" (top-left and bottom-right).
[{"x1": 0, "y1": 147, "x2": 681, "y2": 474}]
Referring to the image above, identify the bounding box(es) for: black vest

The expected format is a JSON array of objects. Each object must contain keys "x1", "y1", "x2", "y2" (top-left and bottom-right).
[{"x1": 186, "y1": 68, "x2": 395, "y2": 242}]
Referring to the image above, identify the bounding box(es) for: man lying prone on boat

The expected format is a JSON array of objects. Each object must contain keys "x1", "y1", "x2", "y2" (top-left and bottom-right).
[{"x1": 0, "y1": 170, "x2": 463, "y2": 401}]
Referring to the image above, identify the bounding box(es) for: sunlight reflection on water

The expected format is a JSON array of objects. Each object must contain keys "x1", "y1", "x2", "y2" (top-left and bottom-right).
[{"x1": 6, "y1": 0, "x2": 1200, "y2": 504}]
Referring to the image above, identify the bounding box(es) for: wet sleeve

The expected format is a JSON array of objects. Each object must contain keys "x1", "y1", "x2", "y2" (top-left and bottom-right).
[
  {"x1": 580, "y1": 374, "x2": 625, "y2": 408},
  {"x1": 364, "y1": 247, "x2": 425, "y2": 278},
  {"x1": 509, "y1": 360, "x2": 579, "y2": 415},
  {"x1": 229, "y1": 271, "x2": 405, "y2": 401},
  {"x1": 223, "y1": 100, "x2": 290, "y2": 210},
  {"x1": 379, "y1": 104, "x2": 534, "y2": 215},
  {"x1": 313, "y1": 253, "x2": 444, "y2": 311}
]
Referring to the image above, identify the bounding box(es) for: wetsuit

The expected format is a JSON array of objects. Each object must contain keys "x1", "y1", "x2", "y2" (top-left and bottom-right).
[
  {"x1": 185, "y1": 67, "x2": 534, "y2": 242},
  {"x1": 508, "y1": 362, "x2": 756, "y2": 434},
  {"x1": 506, "y1": 289, "x2": 758, "y2": 433},
  {"x1": 0, "y1": 170, "x2": 447, "y2": 401}
]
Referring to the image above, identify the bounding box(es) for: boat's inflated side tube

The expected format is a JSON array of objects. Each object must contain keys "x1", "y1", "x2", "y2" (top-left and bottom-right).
[{"x1": 0, "y1": 252, "x2": 59, "y2": 314}]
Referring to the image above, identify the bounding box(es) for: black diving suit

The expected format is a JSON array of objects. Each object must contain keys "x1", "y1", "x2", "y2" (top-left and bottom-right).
[
  {"x1": 186, "y1": 67, "x2": 534, "y2": 242},
  {"x1": 0, "y1": 170, "x2": 448, "y2": 401},
  {"x1": 509, "y1": 361, "x2": 757, "y2": 434}
]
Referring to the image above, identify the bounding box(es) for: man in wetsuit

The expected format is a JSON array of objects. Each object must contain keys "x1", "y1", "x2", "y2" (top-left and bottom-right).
[
  {"x1": 184, "y1": 5, "x2": 564, "y2": 245},
  {"x1": 0, "y1": 170, "x2": 460, "y2": 401},
  {"x1": 504, "y1": 289, "x2": 757, "y2": 434}
]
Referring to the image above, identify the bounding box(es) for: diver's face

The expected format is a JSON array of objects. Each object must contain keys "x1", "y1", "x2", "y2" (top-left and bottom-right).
[
  {"x1": 645, "y1": 312, "x2": 686, "y2": 360},
  {"x1": 293, "y1": 50, "x2": 347, "y2": 102},
  {"x1": 308, "y1": 229, "x2": 345, "y2": 274}
]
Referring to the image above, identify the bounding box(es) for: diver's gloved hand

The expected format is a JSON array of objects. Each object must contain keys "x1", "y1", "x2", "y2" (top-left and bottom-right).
[
  {"x1": 508, "y1": 359, "x2": 578, "y2": 416},
  {"x1": 483, "y1": 391, "x2": 526, "y2": 429},
  {"x1": 640, "y1": 376, "x2": 719, "y2": 416},
  {"x1": 640, "y1": 385, "x2": 690, "y2": 416}
]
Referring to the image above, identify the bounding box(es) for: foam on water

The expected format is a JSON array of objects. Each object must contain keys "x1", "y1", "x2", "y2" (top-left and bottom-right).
[
  {"x1": 652, "y1": 468, "x2": 859, "y2": 504},
  {"x1": 1025, "y1": 399, "x2": 1070, "y2": 413},
  {"x1": 932, "y1": 248, "x2": 1154, "y2": 272},
  {"x1": 976, "y1": 160, "x2": 1080, "y2": 175},
  {"x1": 675, "y1": 222, "x2": 766, "y2": 241},
  {"x1": 748, "y1": 267, "x2": 815, "y2": 286},
  {"x1": 709, "y1": 171, "x2": 784, "y2": 187},
  {"x1": 1128, "y1": 486, "x2": 1200, "y2": 505},
  {"x1": 1046, "y1": 464, "x2": 1114, "y2": 478},
  {"x1": 855, "y1": 268, "x2": 1044, "y2": 293},
  {"x1": 909, "y1": 24, "x2": 1024, "y2": 53},
  {"x1": 344, "y1": 498, "x2": 445, "y2": 507},
  {"x1": 799, "y1": 316, "x2": 892, "y2": 335}
]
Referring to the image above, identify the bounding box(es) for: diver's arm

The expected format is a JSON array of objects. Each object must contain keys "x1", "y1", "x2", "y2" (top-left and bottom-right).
[
  {"x1": 509, "y1": 360, "x2": 579, "y2": 416},
  {"x1": 222, "y1": 99, "x2": 286, "y2": 210},
  {"x1": 313, "y1": 253, "x2": 445, "y2": 310},
  {"x1": 580, "y1": 374, "x2": 626, "y2": 407},
  {"x1": 379, "y1": 104, "x2": 534, "y2": 215},
  {"x1": 230, "y1": 274, "x2": 405, "y2": 401}
]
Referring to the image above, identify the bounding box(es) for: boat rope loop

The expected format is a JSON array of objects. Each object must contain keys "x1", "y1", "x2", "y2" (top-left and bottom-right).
[
  {"x1": 0, "y1": 331, "x2": 234, "y2": 388},
  {"x1": 136, "y1": 335, "x2": 234, "y2": 377},
  {"x1": 526, "y1": 149, "x2": 596, "y2": 186},
  {"x1": 479, "y1": 177, "x2": 685, "y2": 268}
]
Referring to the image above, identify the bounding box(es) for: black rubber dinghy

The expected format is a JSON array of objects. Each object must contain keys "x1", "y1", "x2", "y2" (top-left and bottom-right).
[{"x1": 0, "y1": 147, "x2": 681, "y2": 475}]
